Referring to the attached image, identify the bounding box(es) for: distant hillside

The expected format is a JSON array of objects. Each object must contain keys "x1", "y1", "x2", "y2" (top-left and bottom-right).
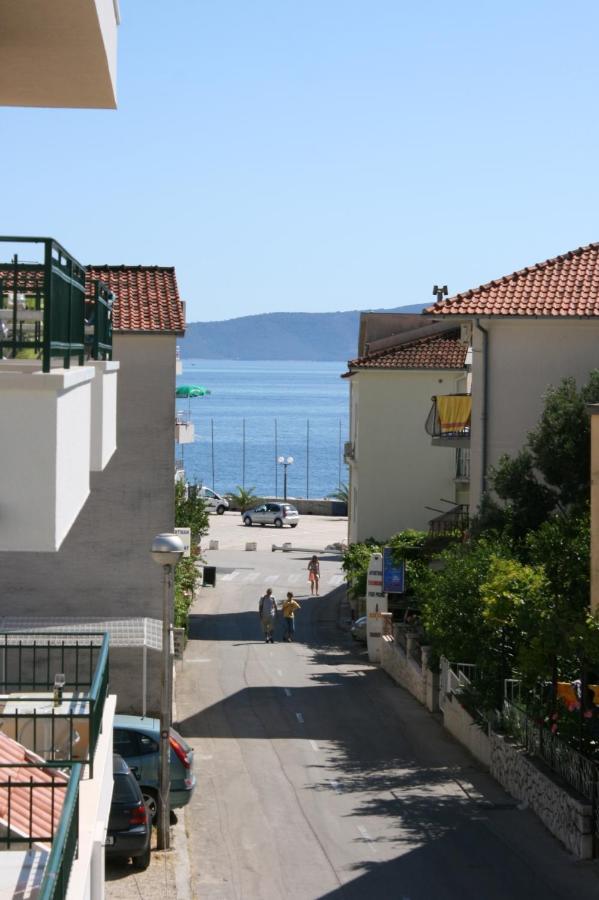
[{"x1": 181, "y1": 304, "x2": 427, "y2": 361}]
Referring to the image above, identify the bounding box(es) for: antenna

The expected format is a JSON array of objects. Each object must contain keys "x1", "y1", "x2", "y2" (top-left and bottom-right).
[{"x1": 432, "y1": 285, "x2": 448, "y2": 302}]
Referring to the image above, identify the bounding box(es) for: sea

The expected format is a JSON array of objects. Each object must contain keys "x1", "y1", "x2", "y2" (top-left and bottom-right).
[{"x1": 176, "y1": 359, "x2": 350, "y2": 499}]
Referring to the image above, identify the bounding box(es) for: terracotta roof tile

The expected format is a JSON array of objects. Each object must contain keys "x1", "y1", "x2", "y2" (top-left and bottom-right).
[
  {"x1": 347, "y1": 331, "x2": 468, "y2": 372},
  {"x1": 0, "y1": 731, "x2": 68, "y2": 842},
  {"x1": 0, "y1": 265, "x2": 186, "y2": 334},
  {"x1": 426, "y1": 242, "x2": 599, "y2": 317},
  {"x1": 87, "y1": 266, "x2": 185, "y2": 334}
]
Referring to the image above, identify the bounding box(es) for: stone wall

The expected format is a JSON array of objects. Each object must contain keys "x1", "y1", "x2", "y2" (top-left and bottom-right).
[
  {"x1": 380, "y1": 635, "x2": 439, "y2": 713},
  {"x1": 490, "y1": 733, "x2": 594, "y2": 860}
]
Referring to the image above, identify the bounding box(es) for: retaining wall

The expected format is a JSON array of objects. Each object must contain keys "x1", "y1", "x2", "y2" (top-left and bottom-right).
[
  {"x1": 380, "y1": 635, "x2": 439, "y2": 713},
  {"x1": 442, "y1": 694, "x2": 491, "y2": 769},
  {"x1": 490, "y1": 732, "x2": 594, "y2": 859}
]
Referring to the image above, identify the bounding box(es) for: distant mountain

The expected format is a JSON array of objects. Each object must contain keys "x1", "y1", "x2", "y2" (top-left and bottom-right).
[{"x1": 180, "y1": 304, "x2": 427, "y2": 361}]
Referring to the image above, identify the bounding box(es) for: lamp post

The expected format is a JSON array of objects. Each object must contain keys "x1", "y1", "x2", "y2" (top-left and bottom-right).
[
  {"x1": 151, "y1": 532, "x2": 184, "y2": 851},
  {"x1": 277, "y1": 455, "x2": 294, "y2": 501}
]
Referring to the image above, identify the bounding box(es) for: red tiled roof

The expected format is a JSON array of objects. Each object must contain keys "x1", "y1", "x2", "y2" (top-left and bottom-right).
[
  {"x1": 346, "y1": 331, "x2": 468, "y2": 372},
  {"x1": 426, "y1": 242, "x2": 599, "y2": 317},
  {"x1": 0, "y1": 731, "x2": 68, "y2": 842},
  {"x1": 87, "y1": 266, "x2": 185, "y2": 333},
  {"x1": 0, "y1": 265, "x2": 186, "y2": 334}
]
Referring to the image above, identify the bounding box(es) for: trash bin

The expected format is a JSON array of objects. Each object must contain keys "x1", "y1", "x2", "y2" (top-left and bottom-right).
[{"x1": 202, "y1": 566, "x2": 216, "y2": 587}]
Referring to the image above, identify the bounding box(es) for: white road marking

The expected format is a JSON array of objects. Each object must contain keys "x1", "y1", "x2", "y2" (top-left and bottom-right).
[
  {"x1": 243, "y1": 572, "x2": 262, "y2": 582},
  {"x1": 328, "y1": 779, "x2": 342, "y2": 794},
  {"x1": 221, "y1": 571, "x2": 241, "y2": 582},
  {"x1": 197, "y1": 755, "x2": 213, "y2": 761},
  {"x1": 276, "y1": 669, "x2": 283, "y2": 677},
  {"x1": 287, "y1": 574, "x2": 302, "y2": 584},
  {"x1": 284, "y1": 688, "x2": 292, "y2": 697},
  {"x1": 186, "y1": 658, "x2": 212, "y2": 663},
  {"x1": 309, "y1": 740, "x2": 319, "y2": 752},
  {"x1": 357, "y1": 825, "x2": 377, "y2": 854},
  {"x1": 265, "y1": 575, "x2": 280, "y2": 584},
  {"x1": 328, "y1": 574, "x2": 344, "y2": 585},
  {"x1": 295, "y1": 712, "x2": 304, "y2": 724}
]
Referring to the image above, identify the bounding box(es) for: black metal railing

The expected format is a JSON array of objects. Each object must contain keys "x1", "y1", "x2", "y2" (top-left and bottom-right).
[
  {"x1": 501, "y1": 699, "x2": 599, "y2": 803},
  {"x1": 0, "y1": 763, "x2": 70, "y2": 848},
  {"x1": 425, "y1": 393, "x2": 471, "y2": 440},
  {"x1": 0, "y1": 237, "x2": 112, "y2": 372},
  {"x1": 429, "y1": 504, "x2": 469, "y2": 535},
  {"x1": 0, "y1": 633, "x2": 109, "y2": 776}
]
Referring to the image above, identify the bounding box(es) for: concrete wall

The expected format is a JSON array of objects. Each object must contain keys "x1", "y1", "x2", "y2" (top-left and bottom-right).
[
  {"x1": 380, "y1": 635, "x2": 439, "y2": 713},
  {"x1": 442, "y1": 693, "x2": 491, "y2": 769},
  {"x1": 0, "y1": 334, "x2": 177, "y2": 714},
  {"x1": 349, "y1": 368, "x2": 461, "y2": 542},
  {"x1": 470, "y1": 318, "x2": 599, "y2": 511}
]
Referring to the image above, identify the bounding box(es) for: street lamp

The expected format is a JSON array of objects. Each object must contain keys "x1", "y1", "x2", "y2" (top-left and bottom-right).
[
  {"x1": 277, "y1": 455, "x2": 294, "y2": 501},
  {"x1": 151, "y1": 532, "x2": 184, "y2": 851}
]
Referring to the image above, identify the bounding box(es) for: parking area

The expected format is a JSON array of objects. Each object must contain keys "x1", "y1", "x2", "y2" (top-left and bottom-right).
[{"x1": 201, "y1": 509, "x2": 348, "y2": 553}]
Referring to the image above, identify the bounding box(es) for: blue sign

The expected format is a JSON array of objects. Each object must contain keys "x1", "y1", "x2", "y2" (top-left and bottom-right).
[{"x1": 383, "y1": 547, "x2": 405, "y2": 593}]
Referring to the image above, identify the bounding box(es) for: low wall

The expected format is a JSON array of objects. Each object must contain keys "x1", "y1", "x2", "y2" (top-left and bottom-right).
[
  {"x1": 442, "y1": 693, "x2": 491, "y2": 769},
  {"x1": 380, "y1": 635, "x2": 439, "y2": 713},
  {"x1": 490, "y1": 733, "x2": 594, "y2": 860},
  {"x1": 230, "y1": 497, "x2": 347, "y2": 516}
]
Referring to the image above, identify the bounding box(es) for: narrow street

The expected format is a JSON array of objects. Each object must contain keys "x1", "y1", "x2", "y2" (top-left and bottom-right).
[{"x1": 176, "y1": 516, "x2": 599, "y2": 900}]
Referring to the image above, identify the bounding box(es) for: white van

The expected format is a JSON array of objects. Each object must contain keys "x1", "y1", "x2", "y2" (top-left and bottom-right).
[{"x1": 198, "y1": 487, "x2": 229, "y2": 515}]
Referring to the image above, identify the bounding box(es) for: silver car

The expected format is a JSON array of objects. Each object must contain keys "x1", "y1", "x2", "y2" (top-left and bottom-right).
[{"x1": 242, "y1": 503, "x2": 299, "y2": 528}]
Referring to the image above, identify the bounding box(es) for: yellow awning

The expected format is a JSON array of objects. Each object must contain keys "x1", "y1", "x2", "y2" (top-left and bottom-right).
[{"x1": 436, "y1": 395, "x2": 471, "y2": 433}]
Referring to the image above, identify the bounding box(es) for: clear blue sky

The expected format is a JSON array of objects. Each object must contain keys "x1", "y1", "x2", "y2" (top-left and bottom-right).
[{"x1": 3, "y1": 1, "x2": 599, "y2": 322}]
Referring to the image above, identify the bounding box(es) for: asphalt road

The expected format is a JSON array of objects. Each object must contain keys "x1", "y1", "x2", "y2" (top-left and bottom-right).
[{"x1": 176, "y1": 516, "x2": 599, "y2": 900}]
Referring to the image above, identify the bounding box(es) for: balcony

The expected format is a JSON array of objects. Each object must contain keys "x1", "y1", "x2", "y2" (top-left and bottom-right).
[
  {"x1": 425, "y1": 394, "x2": 471, "y2": 448},
  {"x1": 0, "y1": 632, "x2": 114, "y2": 900},
  {"x1": 343, "y1": 441, "x2": 355, "y2": 464},
  {"x1": 176, "y1": 345, "x2": 183, "y2": 376},
  {"x1": 428, "y1": 504, "x2": 469, "y2": 536},
  {"x1": 0, "y1": 237, "x2": 119, "y2": 550},
  {"x1": 175, "y1": 412, "x2": 195, "y2": 445},
  {"x1": 0, "y1": 0, "x2": 119, "y2": 109}
]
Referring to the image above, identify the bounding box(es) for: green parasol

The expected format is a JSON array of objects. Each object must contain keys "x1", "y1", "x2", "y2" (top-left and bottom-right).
[{"x1": 176, "y1": 384, "x2": 211, "y2": 418}]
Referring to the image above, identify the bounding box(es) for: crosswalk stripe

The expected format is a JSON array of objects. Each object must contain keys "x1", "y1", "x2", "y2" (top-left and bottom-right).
[
  {"x1": 221, "y1": 571, "x2": 241, "y2": 582},
  {"x1": 328, "y1": 574, "x2": 344, "y2": 585},
  {"x1": 242, "y1": 572, "x2": 262, "y2": 583},
  {"x1": 287, "y1": 574, "x2": 302, "y2": 583},
  {"x1": 264, "y1": 575, "x2": 280, "y2": 584}
]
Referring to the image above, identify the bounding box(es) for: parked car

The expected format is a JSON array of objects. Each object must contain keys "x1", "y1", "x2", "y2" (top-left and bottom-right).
[
  {"x1": 198, "y1": 486, "x2": 229, "y2": 514},
  {"x1": 242, "y1": 502, "x2": 299, "y2": 528},
  {"x1": 113, "y1": 716, "x2": 196, "y2": 823},
  {"x1": 106, "y1": 754, "x2": 151, "y2": 870},
  {"x1": 351, "y1": 616, "x2": 367, "y2": 643}
]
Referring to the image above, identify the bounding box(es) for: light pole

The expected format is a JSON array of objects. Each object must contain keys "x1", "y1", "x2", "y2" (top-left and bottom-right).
[
  {"x1": 277, "y1": 455, "x2": 294, "y2": 501},
  {"x1": 151, "y1": 532, "x2": 184, "y2": 851}
]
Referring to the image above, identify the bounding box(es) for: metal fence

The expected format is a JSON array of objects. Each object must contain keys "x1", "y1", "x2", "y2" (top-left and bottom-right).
[{"x1": 501, "y1": 699, "x2": 599, "y2": 803}]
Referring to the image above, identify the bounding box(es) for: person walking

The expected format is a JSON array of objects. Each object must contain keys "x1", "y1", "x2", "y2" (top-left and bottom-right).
[
  {"x1": 282, "y1": 591, "x2": 301, "y2": 642},
  {"x1": 307, "y1": 555, "x2": 320, "y2": 596},
  {"x1": 259, "y1": 588, "x2": 277, "y2": 643}
]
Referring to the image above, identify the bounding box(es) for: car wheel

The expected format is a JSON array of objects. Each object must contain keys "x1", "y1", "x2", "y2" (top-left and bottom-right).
[
  {"x1": 243, "y1": 516, "x2": 252, "y2": 527},
  {"x1": 132, "y1": 843, "x2": 151, "y2": 870},
  {"x1": 290, "y1": 523, "x2": 298, "y2": 528},
  {"x1": 260, "y1": 522, "x2": 265, "y2": 526},
  {"x1": 274, "y1": 518, "x2": 283, "y2": 528},
  {"x1": 142, "y1": 790, "x2": 158, "y2": 825},
  {"x1": 216, "y1": 505, "x2": 225, "y2": 515}
]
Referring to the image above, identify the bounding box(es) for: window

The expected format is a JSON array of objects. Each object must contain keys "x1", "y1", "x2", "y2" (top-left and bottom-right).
[
  {"x1": 138, "y1": 733, "x2": 158, "y2": 756},
  {"x1": 114, "y1": 728, "x2": 140, "y2": 758}
]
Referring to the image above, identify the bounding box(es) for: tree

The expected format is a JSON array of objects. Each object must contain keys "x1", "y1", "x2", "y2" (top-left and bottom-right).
[
  {"x1": 329, "y1": 483, "x2": 349, "y2": 503},
  {"x1": 227, "y1": 486, "x2": 260, "y2": 513},
  {"x1": 175, "y1": 481, "x2": 210, "y2": 544}
]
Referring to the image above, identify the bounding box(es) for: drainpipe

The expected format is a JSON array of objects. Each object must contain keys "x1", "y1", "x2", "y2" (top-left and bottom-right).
[{"x1": 474, "y1": 318, "x2": 489, "y2": 502}]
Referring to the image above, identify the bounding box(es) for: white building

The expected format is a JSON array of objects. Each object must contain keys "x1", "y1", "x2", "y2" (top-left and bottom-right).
[{"x1": 345, "y1": 316, "x2": 468, "y2": 543}]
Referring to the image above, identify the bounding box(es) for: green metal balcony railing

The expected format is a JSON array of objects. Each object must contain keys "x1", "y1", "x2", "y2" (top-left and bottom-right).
[
  {"x1": 0, "y1": 237, "x2": 113, "y2": 373},
  {"x1": 39, "y1": 763, "x2": 82, "y2": 900},
  {"x1": 0, "y1": 632, "x2": 109, "y2": 777}
]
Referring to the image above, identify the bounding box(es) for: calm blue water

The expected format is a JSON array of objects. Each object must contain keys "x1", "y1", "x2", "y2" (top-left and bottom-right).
[{"x1": 176, "y1": 359, "x2": 349, "y2": 499}]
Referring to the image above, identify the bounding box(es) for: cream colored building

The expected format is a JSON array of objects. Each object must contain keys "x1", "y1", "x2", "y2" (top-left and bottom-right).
[
  {"x1": 345, "y1": 319, "x2": 469, "y2": 543},
  {"x1": 427, "y1": 242, "x2": 599, "y2": 515}
]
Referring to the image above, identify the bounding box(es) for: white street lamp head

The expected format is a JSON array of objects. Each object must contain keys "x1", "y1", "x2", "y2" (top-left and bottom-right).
[
  {"x1": 151, "y1": 532, "x2": 185, "y2": 566},
  {"x1": 287, "y1": 456, "x2": 294, "y2": 465},
  {"x1": 277, "y1": 455, "x2": 285, "y2": 464}
]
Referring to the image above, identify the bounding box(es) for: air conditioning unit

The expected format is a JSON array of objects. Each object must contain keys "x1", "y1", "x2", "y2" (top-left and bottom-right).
[{"x1": 343, "y1": 441, "x2": 355, "y2": 462}]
